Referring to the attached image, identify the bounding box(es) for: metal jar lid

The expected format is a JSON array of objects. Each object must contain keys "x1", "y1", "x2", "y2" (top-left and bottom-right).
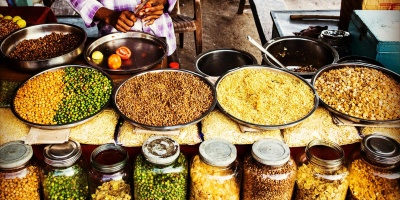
[
  {"x1": 43, "y1": 140, "x2": 82, "y2": 167},
  {"x1": 306, "y1": 140, "x2": 344, "y2": 170},
  {"x1": 0, "y1": 141, "x2": 33, "y2": 169},
  {"x1": 252, "y1": 138, "x2": 290, "y2": 166},
  {"x1": 199, "y1": 138, "x2": 237, "y2": 167},
  {"x1": 91, "y1": 144, "x2": 128, "y2": 173},
  {"x1": 142, "y1": 136, "x2": 180, "y2": 165},
  {"x1": 361, "y1": 134, "x2": 400, "y2": 168}
]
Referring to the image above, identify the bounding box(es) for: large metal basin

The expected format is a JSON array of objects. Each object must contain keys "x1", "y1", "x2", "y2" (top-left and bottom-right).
[{"x1": 0, "y1": 23, "x2": 86, "y2": 73}]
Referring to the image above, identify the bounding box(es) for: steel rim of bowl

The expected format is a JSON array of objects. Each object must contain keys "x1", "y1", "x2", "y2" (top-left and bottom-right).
[
  {"x1": 84, "y1": 31, "x2": 168, "y2": 75},
  {"x1": 262, "y1": 36, "x2": 339, "y2": 76},
  {"x1": 10, "y1": 65, "x2": 113, "y2": 130},
  {"x1": 0, "y1": 23, "x2": 87, "y2": 72},
  {"x1": 113, "y1": 68, "x2": 217, "y2": 131},
  {"x1": 215, "y1": 65, "x2": 319, "y2": 130},
  {"x1": 311, "y1": 63, "x2": 400, "y2": 124},
  {"x1": 194, "y1": 48, "x2": 258, "y2": 77}
]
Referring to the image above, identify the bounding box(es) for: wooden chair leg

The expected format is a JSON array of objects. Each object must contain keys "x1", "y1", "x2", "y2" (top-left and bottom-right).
[
  {"x1": 194, "y1": 29, "x2": 202, "y2": 55},
  {"x1": 237, "y1": 0, "x2": 246, "y2": 14},
  {"x1": 179, "y1": 33, "x2": 184, "y2": 48}
]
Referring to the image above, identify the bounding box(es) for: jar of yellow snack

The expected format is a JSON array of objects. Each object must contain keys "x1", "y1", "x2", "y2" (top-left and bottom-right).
[
  {"x1": 295, "y1": 140, "x2": 349, "y2": 200},
  {"x1": 190, "y1": 138, "x2": 242, "y2": 200},
  {"x1": 134, "y1": 136, "x2": 188, "y2": 200},
  {"x1": 89, "y1": 144, "x2": 131, "y2": 200},
  {"x1": 348, "y1": 134, "x2": 400, "y2": 200},
  {"x1": 0, "y1": 141, "x2": 41, "y2": 200},
  {"x1": 242, "y1": 138, "x2": 296, "y2": 200}
]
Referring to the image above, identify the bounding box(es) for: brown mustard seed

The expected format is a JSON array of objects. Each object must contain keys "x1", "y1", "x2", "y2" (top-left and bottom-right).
[{"x1": 116, "y1": 71, "x2": 213, "y2": 126}]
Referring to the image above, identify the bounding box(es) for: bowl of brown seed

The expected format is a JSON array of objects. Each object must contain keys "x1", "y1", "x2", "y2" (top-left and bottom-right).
[
  {"x1": 0, "y1": 23, "x2": 86, "y2": 73},
  {"x1": 113, "y1": 69, "x2": 217, "y2": 131}
]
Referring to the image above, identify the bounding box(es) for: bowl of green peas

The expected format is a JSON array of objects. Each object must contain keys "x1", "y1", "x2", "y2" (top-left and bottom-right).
[{"x1": 11, "y1": 65, "x2": 113, "y2": 129}]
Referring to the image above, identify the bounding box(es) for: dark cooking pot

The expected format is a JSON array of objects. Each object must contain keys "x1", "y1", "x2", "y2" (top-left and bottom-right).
[
  {"x1": 195, "y1": 48, "x2": 258, "y2": 77},
  {"x1": 263, "y1": 36, "x2": 339, "y2": 77}
]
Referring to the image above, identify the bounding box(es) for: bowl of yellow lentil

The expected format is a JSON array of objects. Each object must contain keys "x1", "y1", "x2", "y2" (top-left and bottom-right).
[
  {"x1": 311, "y1": 63, "x2": 400, "y2": 124},
  {"x1": 11, "y1": 65, "x2": 113, "y2": 129},
  {"x1": 113, "y1": 69, "x2": 216, "y2": 131}
]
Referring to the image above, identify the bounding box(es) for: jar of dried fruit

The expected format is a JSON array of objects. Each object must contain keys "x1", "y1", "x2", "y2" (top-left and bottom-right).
[
  {"x1": 40, "y1": 140, "x2": 89, "y2": 200},
  {"x1": 190, "y1": 138, "x2": 242, "y2": 200},
  {"x1": 242, "y1": 138, "x2": 296, "y2": 200},
  {"x1": 89, "y1": 144, "x2": 131, "y2": 200},
  {"x1": 295, "y1": 140, "x2": 349, "y2": 200},
  {"x1": 134, "y1": 136, "x2": 188, "y2": 200},
  {"x1": 0, "y1": 141, "x2": 41, "y2": 200},
  {"x1": 348, "y1": 134, "x2": 400, "y2": 200}
]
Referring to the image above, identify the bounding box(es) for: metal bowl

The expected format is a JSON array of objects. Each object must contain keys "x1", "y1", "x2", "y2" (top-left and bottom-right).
[
  {"x1": 215, "y1": 65, "x2": 319, "y2": 130},
  {"x1": 11, "y1": 65, "x2": 113, "y2": 129},
  {"x1": 195, "y1": 48, "x2": 257, "y2": 77},
  {"x1": 0, "y1": 23, "x2": 87, "y2": 73},
  {"x1": 311, "y1": 63, "x2": 400, "y2": 124},
  {"x1": 84, "y1": 31, "x2": 167, "y2": 74},
  {"x1": 113, "y1": 69, "x2": 217, "y2": 131},
  {"x1": 263, "y1": 36, "x2": 339, "y2": 78}
]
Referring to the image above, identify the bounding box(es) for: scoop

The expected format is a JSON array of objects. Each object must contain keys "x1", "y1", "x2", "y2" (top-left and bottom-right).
[{"x1": 247, "y1": 36, "x2": 289, "y2": 71}]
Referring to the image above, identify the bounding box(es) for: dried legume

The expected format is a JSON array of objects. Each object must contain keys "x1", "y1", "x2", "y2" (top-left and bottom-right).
[
  {"x1": 91, "y1": 180, "x2": 131, "y2": 200},
  {"x1": 13, "y1": 67, "x2": 112, "y2": 125},
  {"x1": 9, "y1": 32, "x2": 81, "y2": 61},
  {"x1": 348, "y1": 159, "x2": 400, "y2": 200},
  {"x1": 134, "y1": 153, "x2": 187, "y2": 200},
  {"x1": 242, "y1": 154, "x2": 296, "y2": 200},
  {"x1": 116, "y1": 71, "x2": 213, "y2": 126},
  {"x1": 42, "y1": 164, "x2": 89, "y2": 200},
  {"x1": 0, "y1": 18, "x2": 19, "y2": 41},
  {"x1": 0, "y1": 80, "x2": 20, "y2": 107},
  {"x1": 315, "y1": 66, "x2": 400, "y2": 120},
  {"x1": 0, "y1": 165, "x2": 40, "y2": 200}
]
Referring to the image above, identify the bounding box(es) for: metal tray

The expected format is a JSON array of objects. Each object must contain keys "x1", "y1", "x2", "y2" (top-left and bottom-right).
[
  {"x1": 215, "y1": 65, "x2": 319, "y2": 130},
  {"x1": 0, "y1": 23, "x2": 87, "y2": 73},
  {"x1": 84, "y1": 31, "x2": 167, "y2": 75},
  {"x1": 11, "y1": 65, "x2": 113, "y2": 129},
  {"x1": 311, "y1": 63, "x2": 400, "y2": 124},
  {"x1": 113, "y1": 69, "x2": 217, "y2": 131}
]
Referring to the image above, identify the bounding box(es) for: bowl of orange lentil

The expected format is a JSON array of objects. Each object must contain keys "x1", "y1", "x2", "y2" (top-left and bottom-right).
[
  {"x1": 11, "y1": 65, "x2": 113, "y2": 129},
  {"x1": 312, "y1": 63, "x2": 400, "y2": 124}
]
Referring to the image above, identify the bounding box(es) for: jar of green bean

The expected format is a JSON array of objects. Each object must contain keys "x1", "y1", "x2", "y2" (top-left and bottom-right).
[
  {"x1": 133, "y1": 136, "x2": 188, "y2": 200},
  {"x1": 40, "y1": 140, "x2": 89, "y2": 200},
  {"x1": 0, "y1": 141, "x2": 41, "y2": 200},
  {"x1": 89, "y1": 144, "x2": 131, "y2": 200}
]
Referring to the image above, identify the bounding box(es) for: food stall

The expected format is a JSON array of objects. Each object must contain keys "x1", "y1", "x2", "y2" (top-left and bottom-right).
[{"x1": 0, "y1": 2, "x2": 399, "y2": 200}]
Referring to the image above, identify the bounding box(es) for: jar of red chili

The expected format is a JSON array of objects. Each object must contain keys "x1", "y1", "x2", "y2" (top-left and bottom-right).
[
  {"x1": 89, "y1": 143, "x2": 131, "y2": 199},
  {"x1": 242, "y1": 138, "x2": 296, "y2": 200},
  {"x1": 0, "y1": 141, "x2": 41, "y2": 200}
]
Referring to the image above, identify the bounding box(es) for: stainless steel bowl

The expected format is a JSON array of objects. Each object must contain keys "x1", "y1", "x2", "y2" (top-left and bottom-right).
[
  {"x1": 84, "y1": 31, "x2": 167, "y2": 74},
  {"x1": 0, "y1": 23, "x2": 87, "y2": 73},
  {"x1": 215, "y1": 65, "x2": 319, "y2": 130},
  {"x1": 311, "y1": 63, "x2": 400, "y2": 124},
  {"x1": 195, "y1": 48, "x2": 257, "y2": 77},
  {"x1": 113, "y1": 69, "x2": 217, "y2": 131},
  {"x1": 263, "y1": 36, "x2": 339, "y2": 77},
  {"x1": 11, "y1": 65, "x2": 113, "y2": 129}
]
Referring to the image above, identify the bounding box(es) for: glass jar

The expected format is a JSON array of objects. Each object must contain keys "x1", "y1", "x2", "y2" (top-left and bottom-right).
[
  {"x1": 40, "y1": 140, "x2": 89, "y2": 200},
  {"x1": 0, "y1": 141, "x2": 41, "y2": 200},
  {"x1": 190, "y1": 138, "x2": 242, "y2": 200},
  {"x1": 89, "y1": 144, "x2": 131, "y2": 200},
  {"x1": 242, "y1": 138, "x2": 296, "y2": 200},
  {"x1": 295, "y1": 140, "x2": 349, "y2": 200},
  {"x1": 348, "y1": 134, "x2": 400, "y2": 200},
  {"x1": 319, "y1": 30, "x2": 351, "y2": 58},
  {"x1": 134, "y1": 136, "x2": 188, "y2": 200}
]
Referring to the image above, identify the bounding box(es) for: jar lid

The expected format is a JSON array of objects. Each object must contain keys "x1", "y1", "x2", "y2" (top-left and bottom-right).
[
  {"x1": 43, "y1": 140, "x2": 82, "y2": 167},
  {"x1": 142, "y1": 136, "x2": 180, "y2": 165},
  {"x1": 0, "y1": 141, "x2": 33, "y2": 169},
  {"x1": 320, "y1": 30, "x2": 350, "y2": 39},
  {"x1": 199, "y1": 138, "x2": 237, "y2": 167},
  {"x1": 361, "y1": 134, "x2": 400, "y2": 167},
  {"x1": 91, "y1": 144, "x2": 128, "y2": 173},
  {"x1": 252, "y1": 138, "x2": 290, "y2": 166}
]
